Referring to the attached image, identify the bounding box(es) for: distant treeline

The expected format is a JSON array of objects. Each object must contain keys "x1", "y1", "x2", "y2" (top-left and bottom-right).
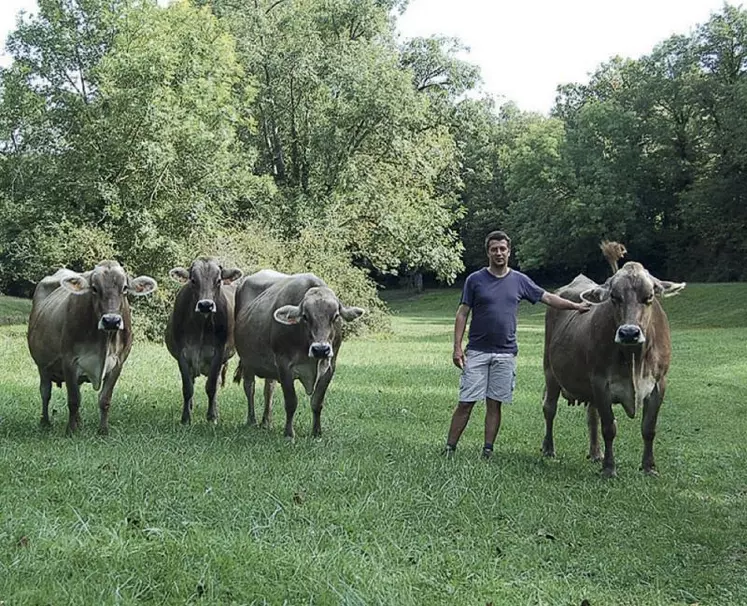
[{"x1": 0, "y1": 0, "x2": 744, "y2": 331}]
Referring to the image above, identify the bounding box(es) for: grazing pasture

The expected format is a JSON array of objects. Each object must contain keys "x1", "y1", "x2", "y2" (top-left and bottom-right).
[{"x1": 0, "y1": 285, "x2": 746, "y2": 605}]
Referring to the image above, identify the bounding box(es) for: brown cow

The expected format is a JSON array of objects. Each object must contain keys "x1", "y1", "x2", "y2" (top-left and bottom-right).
[
  {"x1": 165, "y1": 257, "x2": 242, "y2": 424},
  {"x1": 233, "y1": 270, "x2": 365, "y2": 438},
  {"x1": 541, "y1": 249, "x2": 685, "y2": 477},
  {"x1": 27, "y1": 262, "x2": 157, "y2": 434}
]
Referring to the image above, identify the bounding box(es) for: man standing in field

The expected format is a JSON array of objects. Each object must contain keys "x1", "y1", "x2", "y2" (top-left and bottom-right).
[{"x1": 444, "y1": 230, "x2": 590, "y2": 459}]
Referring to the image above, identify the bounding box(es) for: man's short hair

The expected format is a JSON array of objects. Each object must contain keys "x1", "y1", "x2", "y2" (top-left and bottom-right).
[{"x1": 485, "y1": 230, "x2": 511, "y2": 252}]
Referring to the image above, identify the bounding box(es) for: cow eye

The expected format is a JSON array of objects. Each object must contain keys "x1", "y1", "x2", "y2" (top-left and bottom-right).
[
  {"x1": 91, "y1": 285, "x2": 99, "y2": 295},
  {"x1": 190, "y1": 277, "x2": 197, "y2": 285},
  {"x1": 644, "y1": 295, "x2": 654, "y2": 304},
  {"x1": 122, "y1": 283, "x2": 129, "y2": 294},
  {"x1": 215, "y1": 279, "x2": 222, "y2": 287}
]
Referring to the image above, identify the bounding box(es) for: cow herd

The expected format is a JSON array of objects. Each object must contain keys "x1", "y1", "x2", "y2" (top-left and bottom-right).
[
  {"x1": 24, "y1": 243, "x2": 685, "y2": 477},
  {"x1": 27, "y1": 258, "x2": 364, "y2": 439}
]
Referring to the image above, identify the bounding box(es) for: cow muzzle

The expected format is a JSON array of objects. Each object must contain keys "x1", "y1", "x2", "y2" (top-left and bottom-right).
[
  {"x1": 309, "y1": 343, "x2": 333, "y2": 359},
  {"x1": 99, "y1": 313, "x2": 124, "y2": 331},
  {"x1": 196, "y1": 299, "x2": 217, "y2": 314},
  {"x1": 615, "y1": 324, "x2": 645, "y2": 345}
]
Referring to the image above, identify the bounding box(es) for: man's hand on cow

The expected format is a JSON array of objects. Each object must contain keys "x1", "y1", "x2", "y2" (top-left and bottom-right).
[
  {"x1": 452, "y1": 348, "x2": 465, "y2": 370},
  {"x1": 575, "y1": 301, "x2": 592, "y2": 313}
]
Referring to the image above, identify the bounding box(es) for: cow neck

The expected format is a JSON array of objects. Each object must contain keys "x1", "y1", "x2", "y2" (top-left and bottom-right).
[
  {"x1": 313, "y1": 357, "x2": 331, "y2": 393},
  {"x1": 618, "y1": 343, "x2": 649, "y2": 418},
  {"x1": 96, "y1": 328, "x2": 121, "y2": 390}
]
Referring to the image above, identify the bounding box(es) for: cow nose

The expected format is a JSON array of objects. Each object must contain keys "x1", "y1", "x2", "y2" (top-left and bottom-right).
[
  {"x1": 196, "y1": 299, "x2": 216, "y2": 314},
  {"x1": 99, "y1": 313, "x2": 123, "y2": 331},
  {"x1": 616, "y1": 324, "x2": 644, "y2": 344},
  {"x1": 310, "y1": 343, "x2": 332, "y2": 359}
]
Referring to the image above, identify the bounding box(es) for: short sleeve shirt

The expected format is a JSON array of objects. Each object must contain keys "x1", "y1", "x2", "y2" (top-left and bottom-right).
[{"x1": 461, "y1": 268, "x2": 545, "y2": 354}]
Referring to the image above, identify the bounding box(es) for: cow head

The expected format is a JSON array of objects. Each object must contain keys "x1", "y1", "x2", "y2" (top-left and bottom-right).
[
  {"x1": 169, "y1": 257, "x2": 242, "y2": 314},
  {"x1": 60, "y1": 261, "x2": 158, "y2": 331},
  {"x1": 580, "y1": 262, "x2": 685, "y2": 345},
  {"x1": 273, "y1": 286, "x2": 365, "y2": 365}
]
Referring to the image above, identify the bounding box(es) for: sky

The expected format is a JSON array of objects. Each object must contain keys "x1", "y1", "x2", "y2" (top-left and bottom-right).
[{"x1": 0, "y1": 0, "x2": 732, "y2": 114}]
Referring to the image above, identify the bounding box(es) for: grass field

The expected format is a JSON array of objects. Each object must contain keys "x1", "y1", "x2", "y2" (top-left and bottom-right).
[{"x1": 1, "y1": 285, "x2": 746, "y2": 605}]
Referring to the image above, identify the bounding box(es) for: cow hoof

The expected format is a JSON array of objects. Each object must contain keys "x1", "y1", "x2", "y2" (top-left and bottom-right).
[
  {"x1": 39, "y1": 419, "x2": 52, "y2": 430},
  {"x1": 261, "y1": 418, "x2": 272, "y2": 430},
  {"x1": 541, "y1": 448, "x2": 555, "y2": 458},
  {"x1": 601, "y1": 467, "x2": 617, "y2": 479},
  {"x1": 65, "y1": 425, "x2": 79, "y2": 436},
  {"x1": 641, "y1": 467, "x2": 659, "y2": 477},
  {"x1": 587, "y1": 452, "x2": 603, "y2": 463},
  {"x1": 98, "y1": 426, "x2": 109, "y2": 436}
]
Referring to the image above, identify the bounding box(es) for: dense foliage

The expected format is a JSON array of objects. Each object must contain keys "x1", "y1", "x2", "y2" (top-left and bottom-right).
[{"x1": 2, "y1": 1, "x2": 747, "y2": 336}]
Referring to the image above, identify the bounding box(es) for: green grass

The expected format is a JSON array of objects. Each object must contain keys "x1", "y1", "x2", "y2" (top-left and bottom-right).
[
  {"x1": 1, "y1": 285, "x2": 746, "y2": 605},
  {"x1": 0, "y1": 294, "x2": 31, "y2": 326}
]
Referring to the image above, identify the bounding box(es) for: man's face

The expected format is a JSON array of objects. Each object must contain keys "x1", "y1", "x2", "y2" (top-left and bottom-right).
[{"x1": 487, "y1": 239, "x2": 510, "y2": 265}]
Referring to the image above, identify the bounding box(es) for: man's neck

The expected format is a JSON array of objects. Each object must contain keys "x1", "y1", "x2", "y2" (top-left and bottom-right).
[{"x1": 487, "y1": 265, "x2": 510, "y2": 278}]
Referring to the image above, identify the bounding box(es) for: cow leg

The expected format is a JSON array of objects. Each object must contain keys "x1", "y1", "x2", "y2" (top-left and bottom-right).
[
  {"x1": 597, "y1": 403, "x2": 618, "y2": 478},
  {"x1": 220, "y1": 362, "x2": 228, "y2": 388},
  {"x1": 586, "y1": 405, "x2": 603, "y2": 462},
  {"x1": 97, "y1": 364, "x2": 123, "y2": 436},
  {"x1": 278, "y1": 368, "x2": 298, "y2": 439},
  {"x1": 205, "y1": 353, "x2": 223, "y2": 424},
  {"x1": 309, "y1": 370, "x2": 334, "y2": 438},
  {"x1": 641, "y1": 380, "x2": 665, "y2": 476},
  {"x1": 262, "y1": 379, "x2": 275, "y2": 429},
  {"x1": 243, "y1": 369, "x2": 257, "y2": 426},
  {"x1": 39, "y1": 373, "x2": 53, "y2": 428},
  {"x1": 63, "y1": 368, "x2": 82, "y2": 434},
  {"x1": 541, "y1": 377, "x2": 561, "y2": 457},
  {"x1": 178, "y1": 357, "x2": 195, "y2": 425}
]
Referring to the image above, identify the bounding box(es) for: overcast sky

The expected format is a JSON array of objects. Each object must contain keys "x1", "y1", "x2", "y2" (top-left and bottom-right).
[{"x1": 1, "y1": 0, "x2": 732, "y2": 113}]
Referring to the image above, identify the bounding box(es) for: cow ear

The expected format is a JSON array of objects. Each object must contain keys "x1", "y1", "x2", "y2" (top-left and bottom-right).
[
  {"x1": 274, "y1": 305, "x2": 302, "y2": 325},
  {"x1": 653, "y1": 279, "x2": 686, "y2": 298},
  {"x1": 129, "y1": 276, "x2": 158, "y2": 297},
  {"x1": 60, "y1": 274, "x2": 90, "y2": 295},
  {"x1": 169, "y1": 268, "x2": 189, "y2": 284},
  {"x1": 221, "y1": 267, "x2": 243, "y2": 285},
  {"x1": 340, "y1": 305, "x2": 365, "y2": 322},
  {"x1": 580, "y1": 286, "x2": 608, "y2": 305}
]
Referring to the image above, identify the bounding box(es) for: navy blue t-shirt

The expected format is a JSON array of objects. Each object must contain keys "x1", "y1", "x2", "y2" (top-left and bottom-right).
[{"x1": 461, "y1": 268, "x2": 545, "y2": 354}]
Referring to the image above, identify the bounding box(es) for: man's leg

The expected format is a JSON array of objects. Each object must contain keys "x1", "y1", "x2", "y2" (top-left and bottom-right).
[
  {"x1": 483, "y1": 398, "x2": 502, "y2": 457},
  {"x1": 483, "y1": 355, "x2": 516, "y2": 458},
  {"x1": 444, "y1": 350, "x2": 489, "y2": 455},
  {"x1": 445, "y1": 402, "x2": 476, "y2": 452}
]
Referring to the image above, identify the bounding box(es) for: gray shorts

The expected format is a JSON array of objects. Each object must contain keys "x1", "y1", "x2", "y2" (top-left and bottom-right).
[{"x1": 459, "y1": 350, "x2": 516, "y2": 403}]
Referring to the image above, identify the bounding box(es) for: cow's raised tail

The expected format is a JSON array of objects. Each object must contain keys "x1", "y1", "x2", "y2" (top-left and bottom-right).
[{"x1": 600, "y1": 240, "x2": 627, "y2": 275}]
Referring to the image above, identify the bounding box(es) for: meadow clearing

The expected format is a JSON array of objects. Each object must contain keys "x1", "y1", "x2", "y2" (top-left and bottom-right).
[{"x1": 0, "y1": 286, "x2": 745, "y2": 605}]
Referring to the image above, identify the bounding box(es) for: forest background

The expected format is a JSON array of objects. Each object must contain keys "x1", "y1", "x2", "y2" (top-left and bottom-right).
[{"x1": 2, "y1": 0, "x2": 746, "y2": 336}]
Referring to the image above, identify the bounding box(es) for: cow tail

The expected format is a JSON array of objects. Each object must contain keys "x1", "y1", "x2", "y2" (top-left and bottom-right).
[
  {"x1": 599, "y1": 240, "x2": 627, "y2": 275},
  {"x1": 233, "y1": 361, "x2": 243, "y2": 385}
]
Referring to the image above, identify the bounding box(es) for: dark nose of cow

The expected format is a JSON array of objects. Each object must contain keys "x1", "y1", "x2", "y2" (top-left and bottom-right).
[
  {"x1": 100, "y1": 313, "x2": 123, "y2": 331},
  {"x1": 196, "y1": 299, "x2": 216, "y2": 314},
  {"x1": 310, "y1": 343, "x2": 332, "y2": 358},
  {"x1": 616, "y1": 324, "x2": 644, "y2": 344}
]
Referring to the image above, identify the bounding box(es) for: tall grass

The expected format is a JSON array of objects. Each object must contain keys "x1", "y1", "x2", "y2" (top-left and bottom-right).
[{"x1": 0, "y1": 285, "x2": 745, "y2": 605}]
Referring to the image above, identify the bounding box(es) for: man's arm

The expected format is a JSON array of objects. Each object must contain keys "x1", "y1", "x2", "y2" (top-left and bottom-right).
[
  {"x1": 541, "y1": 291, "x2": 591, "y2": 313},
  {"x1": 453, "y1": 303, "x2": 471, "y2": 369}
]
